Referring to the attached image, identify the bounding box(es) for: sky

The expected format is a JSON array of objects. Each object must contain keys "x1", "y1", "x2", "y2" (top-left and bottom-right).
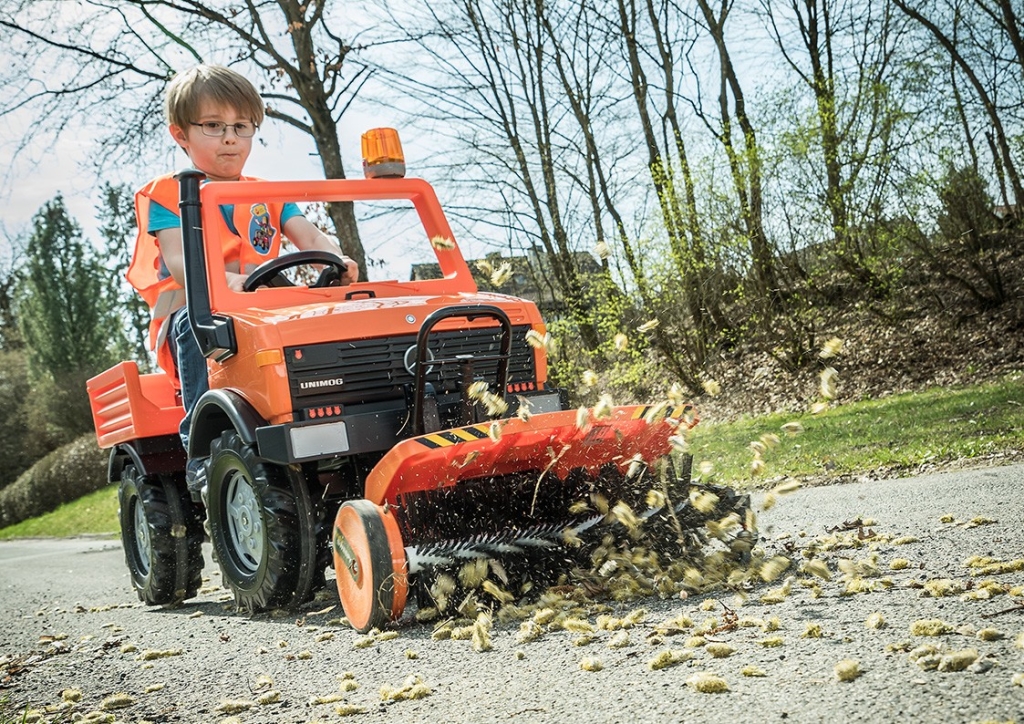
[{"x1": 0, "y1": 110, "x2": 304, "y2": 248}]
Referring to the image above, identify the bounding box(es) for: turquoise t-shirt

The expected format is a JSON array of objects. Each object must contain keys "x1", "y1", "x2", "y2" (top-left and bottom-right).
[{"x1": 147, "y1": 200, "x2": 303, "y2": 234}]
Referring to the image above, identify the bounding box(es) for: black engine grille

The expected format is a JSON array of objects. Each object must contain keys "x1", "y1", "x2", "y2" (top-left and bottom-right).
[{"x1": 285, "y1": 325, "x2": 536, "y2": 411}]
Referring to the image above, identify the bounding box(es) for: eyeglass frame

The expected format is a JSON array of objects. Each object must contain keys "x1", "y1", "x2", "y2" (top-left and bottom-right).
[{"x1": 189, "y1": 121, "x2": 259, "y2": 138}]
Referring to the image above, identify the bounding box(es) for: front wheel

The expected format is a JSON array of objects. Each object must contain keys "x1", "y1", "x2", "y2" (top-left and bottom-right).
[
  {"x1": 333, "y1": 500, "x2": 408, "y2": 633},
  {"x1": 119, "y1": 465, "x2": 204, "y2": 605},
  {"x1": 206, "y1": 431, "x2": 312, "y2": 611}
]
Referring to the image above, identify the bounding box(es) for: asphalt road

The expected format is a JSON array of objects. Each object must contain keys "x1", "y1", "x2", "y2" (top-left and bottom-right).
[{"x1": 1, "y1": 464, "x2": 1023, "y2": 724}]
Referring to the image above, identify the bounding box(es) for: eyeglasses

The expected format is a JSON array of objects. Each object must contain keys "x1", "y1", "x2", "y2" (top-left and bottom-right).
[{"x1": 190, "y1": 121, "x2": 257, "y2": 138}]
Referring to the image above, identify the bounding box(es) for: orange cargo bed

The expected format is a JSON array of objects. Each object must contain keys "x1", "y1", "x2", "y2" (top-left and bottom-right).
[{"x1": 87, "y1": 362, "x2": 183, "y2": 449}]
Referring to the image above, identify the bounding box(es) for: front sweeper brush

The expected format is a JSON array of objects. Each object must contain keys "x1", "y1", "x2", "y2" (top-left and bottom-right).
[{"x1": 332, "y1": 405, "x2": 756, "y2": 632}]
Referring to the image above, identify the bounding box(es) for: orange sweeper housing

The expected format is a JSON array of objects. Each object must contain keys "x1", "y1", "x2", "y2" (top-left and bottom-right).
[{"x1": 88, "y1": 129, "x2": 755, "y2": 632}]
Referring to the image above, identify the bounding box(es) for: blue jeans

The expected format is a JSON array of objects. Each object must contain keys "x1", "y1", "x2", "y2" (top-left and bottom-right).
[{"x1": 170, "y1": 308, "x2": 208, "y2": 453}]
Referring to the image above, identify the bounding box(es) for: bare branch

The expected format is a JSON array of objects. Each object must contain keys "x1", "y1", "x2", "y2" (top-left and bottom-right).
[{"x1": 0, "y1": 18, "x2": 168, "y2": 82}]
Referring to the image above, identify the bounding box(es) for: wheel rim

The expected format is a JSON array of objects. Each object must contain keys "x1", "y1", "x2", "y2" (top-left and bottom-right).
[
  {"x1": 132, "y1": 498, "x2": 151, "y2": 577},
  {"x1": 224, "y1": 469, "x2": 264, "y2": 575}
]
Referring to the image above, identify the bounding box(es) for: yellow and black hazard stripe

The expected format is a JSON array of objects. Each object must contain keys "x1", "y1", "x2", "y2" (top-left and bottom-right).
[
  {"x1": 630, "y1": 404, "x2": 693, "y2": 421},
  {"x1": 415, "y1": 424, "x2": 491, "y2": 449}
]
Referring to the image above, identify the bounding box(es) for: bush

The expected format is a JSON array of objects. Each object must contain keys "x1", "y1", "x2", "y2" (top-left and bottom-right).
[
  {"x1": 937, "y1": 166, "x2": 998, "y2": 243},
  {"x1": 913, "y1": 166, "x2": 1010, "y2": 309},
  {"x1": 0, "y1": 433, "x2": 108, "y2": 528},
  {"x1": 0, "y1": 349, "x2": 38, "y2": 488},
  {"x1": 26, "y1": 369, "x2": 99, "y2": 449}
]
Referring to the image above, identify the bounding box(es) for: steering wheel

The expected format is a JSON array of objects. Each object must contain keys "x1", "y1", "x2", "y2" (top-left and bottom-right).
[{"x1": 242, "y1": 251, "x2": 349, "y2": 292}]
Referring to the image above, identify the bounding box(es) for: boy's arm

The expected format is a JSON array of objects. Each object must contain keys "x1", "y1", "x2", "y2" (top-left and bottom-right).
[
  {"x1": 154, "y1": 228, "x2": 249, "y2": 293},
  {"x1": 283, "y1": 216, "x2": 359, "y2": 285}
]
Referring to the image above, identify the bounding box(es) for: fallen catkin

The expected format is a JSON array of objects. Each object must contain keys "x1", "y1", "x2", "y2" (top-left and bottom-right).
[
  {"x1": 579, "y1": 657, "x2": 604, "y2": 671},
  {"x1": 864, "y1": 612, "x2": 886, "y2": 630},
  {"x1": 705, "y1": 643, "x2": 734, "y2": 658},
  {"x1": 937, "y1": 649, "x2": 978, "y2": 672},
  {"x1": 380, "y1": 674, "x2": 431, "y2": 701},
  {"x1": 834, "y1": 659, "x2": 862, "y2": 682},
  {"x1": 910, "y1": 619, "x2": 954, "y2": 636},
  {"x1": 648, "y1": 649, "x2": 693, "y2": 670},
  {"x1": 100, "y1": 694, "x2": 135, "y2": 711},
  {"x1": 256, "y1": 690, "x2": 280, "y2": 705},
  {"x1": 215, "y1": 700, "x2": 254, "y2": 714},
  {"x1": 472, "y1": 612, "x2": 493, "y2": 653},
  {"x1": 686, "y1": 672, "x2": 729, "y2": 693},
  {"x1": 976, "y1": 628, "x2": 1003, "y2": 642},
  {"x1": 802, "y1": 623, "x2": 824, "y2": 639},
  {"x1": 336, "y1": 703, "x2": 367, "y2": 716}
]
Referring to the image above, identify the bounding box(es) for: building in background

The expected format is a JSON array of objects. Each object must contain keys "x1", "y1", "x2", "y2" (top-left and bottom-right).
[{"x1": 411, "y1": 246, "x2": 602, "y2": 315}]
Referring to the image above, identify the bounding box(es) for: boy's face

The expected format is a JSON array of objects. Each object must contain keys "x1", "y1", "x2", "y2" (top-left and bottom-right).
[{"x1": 169, "y1": 100, "x2": 254, "y2": 182}]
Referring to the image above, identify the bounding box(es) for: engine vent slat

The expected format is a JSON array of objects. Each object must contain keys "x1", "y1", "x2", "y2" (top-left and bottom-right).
[{"x1": 286, "y1": 325, "x2": 536, "y2": 408}]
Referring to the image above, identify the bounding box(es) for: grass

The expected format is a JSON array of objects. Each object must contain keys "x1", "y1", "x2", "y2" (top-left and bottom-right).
[
  {"x1": 0, "y1": 373, "x2": 1021, "y2": 539},
  {"x1": 0, "y1": 484, "x2": 119, "y2": 540},
  {"x1": 690, "y1": 371, "x2": 1024, "y2": 487},
  {"x1": 0, "y1": 694, "x2": 28, "y2": 724}
]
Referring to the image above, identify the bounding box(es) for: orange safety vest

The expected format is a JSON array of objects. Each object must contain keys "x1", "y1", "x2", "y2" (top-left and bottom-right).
[{"x1": 126, "y1": 173, "x2": 285, "y2": 377}]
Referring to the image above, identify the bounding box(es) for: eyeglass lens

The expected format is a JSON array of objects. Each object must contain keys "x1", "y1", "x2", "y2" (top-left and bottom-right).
[{"x1": 192, "y1": 121, "x2": 256, "y2": 137}]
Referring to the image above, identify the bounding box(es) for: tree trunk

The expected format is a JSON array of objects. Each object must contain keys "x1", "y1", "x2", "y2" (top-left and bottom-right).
[{"x1": 695, "y1": 0, "x2": 779, "y2": 307}]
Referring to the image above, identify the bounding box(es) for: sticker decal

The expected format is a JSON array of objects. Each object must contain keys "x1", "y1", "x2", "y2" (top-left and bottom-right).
[{"x1": 248, "y1": 203, "x2": 276, "y2": 254}]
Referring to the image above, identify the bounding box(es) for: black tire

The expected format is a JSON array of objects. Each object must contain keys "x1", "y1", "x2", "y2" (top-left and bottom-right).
[
  {"x1": 119, "y1": 465, "x2": 204, "y2": 605},
  {"x1": 206, "y1": 431, "x2": 316, "y2": 611},
  {"x1": 289, "y1": 465, "x2": 330, "y2": 605}
]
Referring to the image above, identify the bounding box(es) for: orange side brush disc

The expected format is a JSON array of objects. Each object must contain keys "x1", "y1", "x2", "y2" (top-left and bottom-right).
[{"x1": 332, "y1": 500, "x2": 408, "y2": 633}]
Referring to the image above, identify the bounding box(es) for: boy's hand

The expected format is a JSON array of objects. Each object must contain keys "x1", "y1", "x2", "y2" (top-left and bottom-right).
[
  {"x1": 338, "y1": 256, "x2": 359, "y2": 285},
  {"x1": 315, "y1": 254, "x2": 358, "y2": 287},
  {"x1": 226, "y1": 271, "x2": 249, "y2": 293}
]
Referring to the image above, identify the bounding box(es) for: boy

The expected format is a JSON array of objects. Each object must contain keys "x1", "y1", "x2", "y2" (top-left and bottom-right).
[{"x1": 127, "y1": 64, "x2": 358, "y2": 487}]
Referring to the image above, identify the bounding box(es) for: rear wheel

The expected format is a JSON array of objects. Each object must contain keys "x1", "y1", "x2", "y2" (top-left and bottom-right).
[
  {"x1": 333, "y1": 500, "x2": 408, "y2": 633},
  {"x1": 119, "y1": 465, "x2": 204, "y2": 605},
  {"x1": 206, "y1": 431, "x2": 322, "y2": 611}
]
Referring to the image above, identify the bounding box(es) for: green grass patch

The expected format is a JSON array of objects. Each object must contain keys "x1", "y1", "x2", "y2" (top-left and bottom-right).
[
  {"x1": 0, "y1": 484, "x2": 119, "y2": 540},
  {"x1": 690, "y1": 372, "x2": 1024, "y2": 487},
  {"x1": 0, "y1": 694, "x2": 30, "y2": 724}
]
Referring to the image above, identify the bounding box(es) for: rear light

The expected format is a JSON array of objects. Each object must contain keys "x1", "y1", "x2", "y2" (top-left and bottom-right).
[{"x1": 507, "y1": 381, "x2": 536, "y2": 393}]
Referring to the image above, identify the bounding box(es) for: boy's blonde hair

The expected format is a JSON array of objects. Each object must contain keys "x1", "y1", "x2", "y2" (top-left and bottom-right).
[{"x1": 164, "y1": 65, "x2": 264, "y2": 129}]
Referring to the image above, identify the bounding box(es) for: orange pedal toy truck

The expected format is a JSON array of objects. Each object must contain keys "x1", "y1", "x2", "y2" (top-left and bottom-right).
[{"x1": 88, "y1": 129, "x2": 755, "y2": 632}]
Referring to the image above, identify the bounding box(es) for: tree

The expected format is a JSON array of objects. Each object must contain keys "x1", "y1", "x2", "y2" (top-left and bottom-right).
[
  {"x1": 893, "y1": 0, "x2": 1023, "y2": 209},
  {"x1": 924, "y1": 165, "x2": 1007, "y2": 308},
  {"x1": 0, "y1": 348, "x2": 36, "y2": 487},
  {"x1": 611, "y1": 0, "x2": 722, "y2": 368},
  {"x1": 761, "y1": 0, "x2": 912, "y2": 293},
  {"x1": 0, "y1": 250, "x2": 23, "y2": 352},
  {"x1": 0, "y1": 0, "x2": 372, "y2": 276},
  {"x1": 97, "y1": 182, "x2": 152, "y2": 367},
  {"x1": 382, "y1": 0, "x2": 608, "y2": 350},
  {"x1": 18, "y1": 195, "x2": 124, "y2": 439},
  {"x1": 0, "y1": 244, "x2": 40, "y2": 485},
  {"x1": 690, "y1": 0, "x2": 779, "y2": 307}
]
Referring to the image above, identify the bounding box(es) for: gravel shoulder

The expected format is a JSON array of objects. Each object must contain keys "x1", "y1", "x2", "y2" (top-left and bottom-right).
[{"x1": 2, "y1": 464, "x2": 1023, "y2": 724}]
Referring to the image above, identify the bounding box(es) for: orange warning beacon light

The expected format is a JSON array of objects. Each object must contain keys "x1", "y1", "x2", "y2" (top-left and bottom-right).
[{"x1": 362, "y1": 127, "x2": 406, "y2": 179}]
